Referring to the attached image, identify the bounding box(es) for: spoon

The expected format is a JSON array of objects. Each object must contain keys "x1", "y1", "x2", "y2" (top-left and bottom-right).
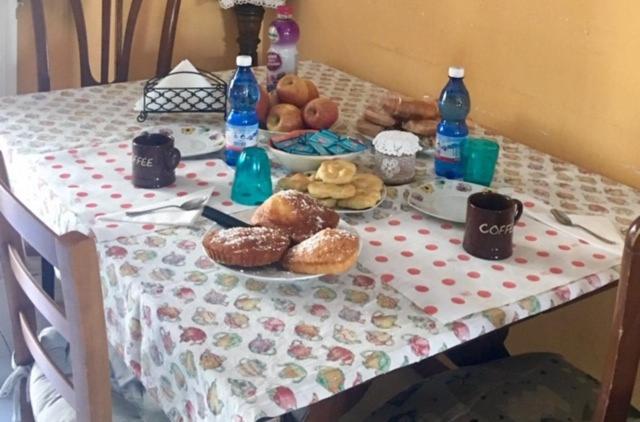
[
  {"x1": 125, "y1": 197, "x2": 207, "y2": 217},
  {"x1": 550, "y1": 208, "x2": 616, "y2": 245}
]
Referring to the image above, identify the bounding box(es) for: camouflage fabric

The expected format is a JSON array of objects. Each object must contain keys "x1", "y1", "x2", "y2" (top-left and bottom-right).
[{"x1": 366, "y1": 353, "x2": 640, "y2": 422}]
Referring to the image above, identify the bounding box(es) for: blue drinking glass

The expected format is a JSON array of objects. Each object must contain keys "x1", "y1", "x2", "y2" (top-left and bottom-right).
[
  {"x1": 231, "y1": 147, "x2": 273, "y2": 205},
  {"x1": 463, "y1": 138, "x2": 500, "y2": 186}
]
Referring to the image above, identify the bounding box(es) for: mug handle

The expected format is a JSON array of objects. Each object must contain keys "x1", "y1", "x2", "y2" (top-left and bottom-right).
[
  {"x1": 165, "y1": 148, "x2": 181, "y2": 170},
  {"x1": 512, "y1": 198, "x2": 524, "y2": 223}
]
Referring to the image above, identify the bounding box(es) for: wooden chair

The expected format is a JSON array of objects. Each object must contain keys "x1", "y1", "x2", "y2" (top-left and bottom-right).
[
  {"x1": 30, "y1": 0, "x2": 182, "y2": 92},
  {"x1": 361, "y1": 215, "x2": 640, "y2": 421},
  {"x1": 0, "y1": 153, "x2": 112, "y2": 420}
]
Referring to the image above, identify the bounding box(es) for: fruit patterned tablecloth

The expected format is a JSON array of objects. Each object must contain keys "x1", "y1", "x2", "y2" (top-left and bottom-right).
[{"x1": 1, "y1": 61, "x2": 640, "y2": 421}]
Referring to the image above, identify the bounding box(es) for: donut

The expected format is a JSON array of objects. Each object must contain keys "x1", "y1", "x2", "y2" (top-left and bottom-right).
[
  {"x1": 351, "y1": 173, "x2": 384, "y2": 192},
  {"x1": 316, "y1": 159, "x2": 357, "y2": 184},
  {"x1": 356, "y1": 118, "x2": 385, "y2": 138},
  {"x1": 282, "y1": 228, "x2": 360, "y2": 275},
  {"x1": 363, "y1": 106, "x2": 396, "y2": 127},
  {"x1": 316, "y1": 198, "x2": 337, "y2": 208},
  {"x1": 383, "y1": 95, "x2": 438, "y2": 120},
  {"x1": 308, "y1": 182, "x2": 357, "y2": 199},
  {"x1": 277, "y1": 173, "x2": 313, "y2": 192},
  {"x1": 337, "y1": 190, "x2": 382, "y2": 210},
  {"x1": 202, "y1": 227, "x2": 290, "y2": 267},
  {"x1": 402, "y1": 119, "x2": 438, "y2": 137}
]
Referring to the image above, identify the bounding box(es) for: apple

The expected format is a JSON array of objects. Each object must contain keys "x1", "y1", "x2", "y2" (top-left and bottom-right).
[
  {"x1": 267, "y1": 103, "x2": 304, "y2": 132},
  {"x1": 268, "y1": 89, "x2": 279, "y2": 108},
  {"x1": 256, "y1": 84, "x2": 270, "y2": 126},
  {"x1": 276, "y1": 74, "x2": 309, "y2": 108},
  {"x1": 302, "y1": 97, "x2": 339, "y2": 130},
  {"x1": 303, "y1": 79, "x2": 319, "y2": 103}
]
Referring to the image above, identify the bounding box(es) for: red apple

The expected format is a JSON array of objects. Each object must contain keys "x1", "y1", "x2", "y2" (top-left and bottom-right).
[
  {"x1": 302, "y1": 97, "x2": 339, "y2": 130},
  {"x1": 267, "y1": 103, "x2": 304, "y2": 132},
  {"x1": 268, "y1": 89, "x2": 280, "y2": 108},
  {"x1": 276, "y1": 74, "x2": 309, "y2": 108},
  {"x1": 256, "y1": 84, "x2": 270, "y2": 126},
  {"x1": 303, "y1": 79, "x2": 319, "y2": 103}
]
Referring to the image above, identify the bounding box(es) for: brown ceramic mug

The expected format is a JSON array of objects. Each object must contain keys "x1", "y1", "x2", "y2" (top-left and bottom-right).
[
  {"x1": 132, "y1": 132, "x2": 181, "y2": 189},
  {"x1": 463, "y1": 191, "x2": 523, "y2": 260}
]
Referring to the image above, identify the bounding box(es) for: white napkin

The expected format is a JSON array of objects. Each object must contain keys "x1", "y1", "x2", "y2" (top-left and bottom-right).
[
  {"x1": 135, "y1": 59, "x2": 213, "y2": 111},
  {"x1": 497, "y1": 189, "x2": 624, "y2": 256},
  {"x1": 97, "y1": 191, "x2": 209, "y2": 227}
]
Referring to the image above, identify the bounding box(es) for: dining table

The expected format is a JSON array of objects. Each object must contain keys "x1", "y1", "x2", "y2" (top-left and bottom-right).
[{"x1": 1, "y1": 61, "x2": 639, "y2": 422}]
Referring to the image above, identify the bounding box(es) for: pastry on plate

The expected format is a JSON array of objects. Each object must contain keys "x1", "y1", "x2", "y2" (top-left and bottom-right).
[
  {"x1": 282, "y1": 228, "x2": 360, "y2": 275},
  {"x1": 315, "y1": 159, "x2": 357, "y2": 184},
  {"x1": 316, "y1": 198, "x2": 337, "y2": 208},
  {"x1": 307, "y1": 181, "x2": 357, "y2": 199},
  {"x1": 251, "y1": 190, "x2": 339, "y2": 243},
  {"x1": 337, "y1": 190, "x2": 382, "y2": 210},
  {"x1": 202, "y1": 226, "x2": 290, "y2": 267},
  {"x1": 277, "y1": 172, "x2": 314, "y2": 192},
  {"x1": 351, "y1": 173, "x2": 384, "y2": 193}
]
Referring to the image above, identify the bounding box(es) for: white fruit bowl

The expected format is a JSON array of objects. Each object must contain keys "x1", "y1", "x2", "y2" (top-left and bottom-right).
[{"x1": 267, "y1": 140, "x2": 365, "y2": 173}]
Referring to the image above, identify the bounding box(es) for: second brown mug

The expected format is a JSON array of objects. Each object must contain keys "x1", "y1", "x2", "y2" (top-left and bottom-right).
[
  {"x1": 463, "y1": 191, "x2": 523, "y2": 260},
  {"x1": 132, "y1": 132, "x2": 181, "y2": 189}
]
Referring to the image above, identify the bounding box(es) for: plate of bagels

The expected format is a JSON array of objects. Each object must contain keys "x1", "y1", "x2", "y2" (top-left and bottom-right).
[
  {"x1": 202, "y1": 190, "x2": 361, "y2": 281},
  {"x1": 277, "y1": 159, "x2": 386, "y2": 213}
]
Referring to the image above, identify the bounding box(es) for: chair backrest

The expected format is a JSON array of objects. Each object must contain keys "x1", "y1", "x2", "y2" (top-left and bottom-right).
[
  {"x1": 0, "y1": 152, "x2": 112, "y2": 421},
  {"x1": 30, "y1": 0, "x2": 182, "y2": 92},
  {"x1": 594, "y1": 216, "x2": 640, "y2": 421}
]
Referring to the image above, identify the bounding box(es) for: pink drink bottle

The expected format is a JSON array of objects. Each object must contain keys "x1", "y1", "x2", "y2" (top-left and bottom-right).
[{"x1": 266, "y1": 5, "x2": 300, "y2": 91}]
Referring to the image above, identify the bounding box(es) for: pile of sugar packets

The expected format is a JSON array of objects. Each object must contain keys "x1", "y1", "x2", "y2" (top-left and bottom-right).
[{"x1": 271, "y1": 130, "x2": 368, "y2": 155}]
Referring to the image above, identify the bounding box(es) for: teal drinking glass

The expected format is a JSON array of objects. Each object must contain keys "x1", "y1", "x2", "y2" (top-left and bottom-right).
[
  {"x1": 231, "y1": 147, "x2": 273, "y2": 205},
  {"x1": 463, "y1": 138, "x2": 500, "y2": 186}
]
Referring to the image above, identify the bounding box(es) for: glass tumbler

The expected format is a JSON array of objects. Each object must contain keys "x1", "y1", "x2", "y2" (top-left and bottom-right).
[
  {"x1": 231, "y1": 147, "x2": 273, "y2": 205},
  {"x1": 463, "y1": 138, "x2": 500, "y2": 186}
]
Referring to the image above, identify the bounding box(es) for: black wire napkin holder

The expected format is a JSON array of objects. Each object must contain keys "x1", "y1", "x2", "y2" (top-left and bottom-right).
[{"x1": 137, "y1": 70, "x2": 228, "y2": 122}]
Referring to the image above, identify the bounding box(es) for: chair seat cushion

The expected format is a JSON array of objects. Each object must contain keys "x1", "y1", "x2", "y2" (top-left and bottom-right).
[
  {"x1": 29, "y1": 363, "x2": 141, "y2": 422},
  {"x1": 367, "y1": 353, "x2": 640, "y2": 422},
  {"x1": 28, "y1": 327, "x2": 165, "y2": 422}
]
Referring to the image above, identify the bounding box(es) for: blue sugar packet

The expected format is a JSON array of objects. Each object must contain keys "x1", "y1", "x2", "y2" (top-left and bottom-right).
[
  {"x1": 327, "y1": 144, "x2": 348, "y2": 155},
  {"x1": 310, "y1": 142, "x2": 330, "y2": 155},
  {"x1": 340, "y1": 137, "x2": 367, "y2": 152},
  {"x1": 274, "y1": 138, "x2": 300, "y2": 150}
]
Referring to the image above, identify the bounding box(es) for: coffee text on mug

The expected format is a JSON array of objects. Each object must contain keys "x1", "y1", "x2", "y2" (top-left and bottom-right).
[
  {"x1": 133, "y1": 156, "x2": 154, "y2": 167},
  {"x1": 479, "y1": 223, "x2": 514, "y2": 235}
]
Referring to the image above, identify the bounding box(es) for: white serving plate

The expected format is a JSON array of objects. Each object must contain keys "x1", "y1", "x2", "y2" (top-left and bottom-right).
[
  {"x1": 206, "y1": 208, "x2": 361, "y2": 282},
  {"x1": 155, "y1": 124, "x2": 225, "y2": 158},
  {"x1": 407, "y1": 178, "x2": 490, "y2": 223}
]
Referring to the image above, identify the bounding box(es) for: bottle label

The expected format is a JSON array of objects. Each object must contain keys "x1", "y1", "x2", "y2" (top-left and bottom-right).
[
  {"x1": 267, "y1": 25, "x2": 280, "y2": 43},
  {"x1": 225, "y1": 123, "x2": 259, "y2": 152},
  {"x1": 435, "y1": 134, "x2": 464, "y2": 163},
  {"x1": 267, "y1": 51, "x2": 283, "y2": 71}
]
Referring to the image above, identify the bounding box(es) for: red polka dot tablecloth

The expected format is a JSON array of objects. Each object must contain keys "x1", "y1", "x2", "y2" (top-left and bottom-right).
[
  {"x1": 355, "y1": 192, "x2": 619, "y2": 323},
  {"x1": 1, "y1": 61, "x2": 638, "y2": 422},
  {"x1": 37, "y1": 143, "x2": 246, "y2": 241}
]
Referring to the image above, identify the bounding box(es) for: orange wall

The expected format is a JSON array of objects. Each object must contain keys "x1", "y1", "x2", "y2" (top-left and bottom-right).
[{"x1": 289, "y1": 0, "x2": 640, "y2": 189}]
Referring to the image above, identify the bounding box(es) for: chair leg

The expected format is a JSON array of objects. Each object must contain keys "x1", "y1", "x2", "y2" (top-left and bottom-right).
[{"x1": 41, "y1": 257, "x2": 55, "y2": 299}]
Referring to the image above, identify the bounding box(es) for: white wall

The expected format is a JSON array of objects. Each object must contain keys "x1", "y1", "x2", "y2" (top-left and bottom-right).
[{"x1": 0, "y1": 0, "x2": 19, "y2": 96}]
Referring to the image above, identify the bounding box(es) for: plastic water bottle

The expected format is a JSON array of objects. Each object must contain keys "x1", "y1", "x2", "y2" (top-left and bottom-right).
[
  {"x1": 225, "y1": 55, "x2": 260, "y2": 166},
  {"x1": 434, "y1": 66, "x2": 470, "y2": 179},
  {"x1": 266, "y1": 5, "x2": 300, "y2": 91}
]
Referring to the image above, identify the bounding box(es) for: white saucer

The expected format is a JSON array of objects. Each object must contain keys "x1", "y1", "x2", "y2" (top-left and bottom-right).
[
  {"x1": 156, "y1": 124, "x2": 225, "y2": 158},
  {"x1": 407, "y1": 179, "x2": 490, "y2": 223},
  {"x1": 205, "y1": 208, "x2": 361, "y2": 282}
]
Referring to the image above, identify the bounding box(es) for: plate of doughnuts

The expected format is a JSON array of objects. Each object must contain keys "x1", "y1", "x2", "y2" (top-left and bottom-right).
[
  {"x1": 202, "y1": 190, "x2": 362, "y2": 281},
  {"x1": 356, "y1": 94, "x2": 438, "y2": 154},
  {"x1": 276, "y1": 159, "x2": 387, "y2": 213}
]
